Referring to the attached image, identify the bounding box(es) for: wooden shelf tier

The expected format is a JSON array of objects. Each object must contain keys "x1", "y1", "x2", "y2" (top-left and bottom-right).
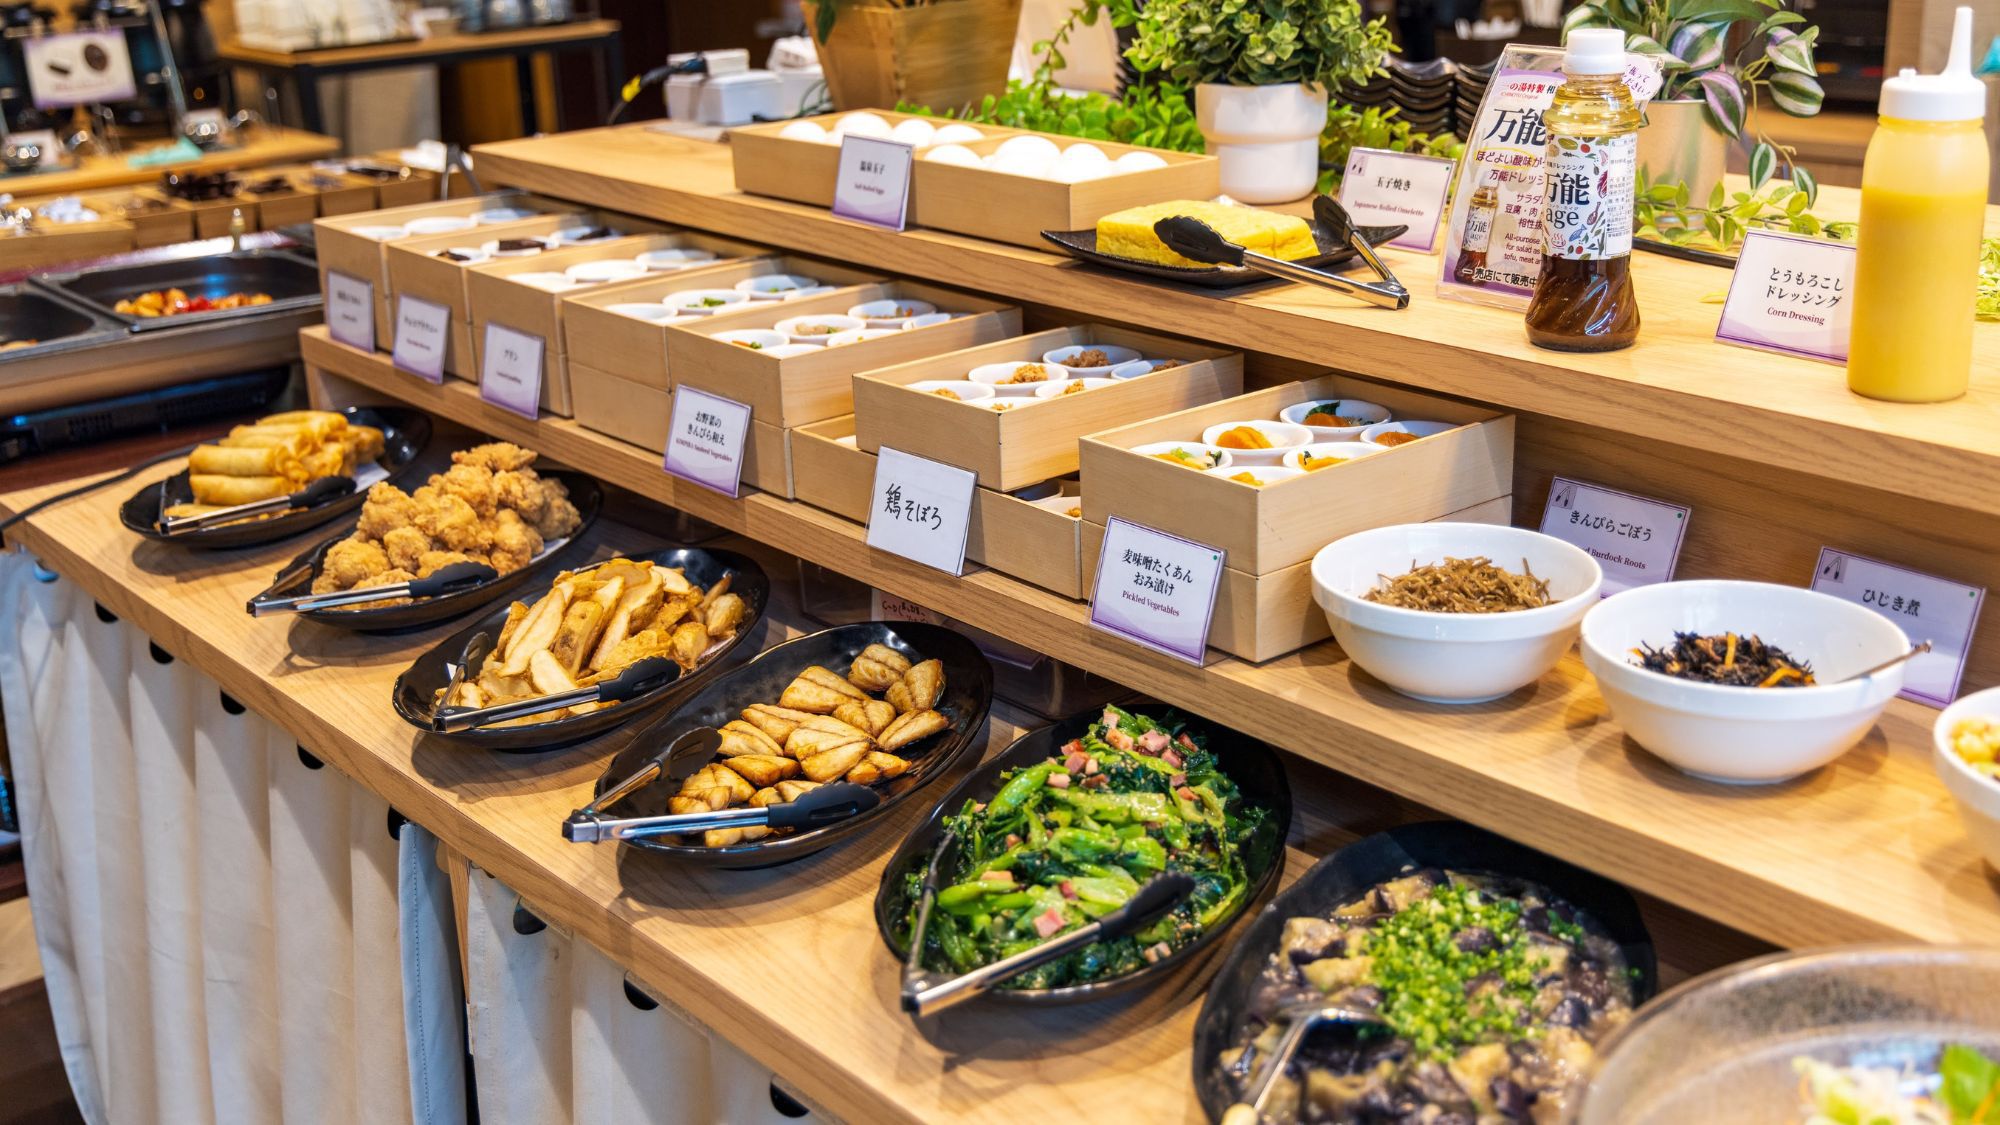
[
  {"x1": 0, "y1": 470, "x2": 1771, "y2": 1125},
  {"x1": 468, "y1": 128, "x2": 2000, "y2": 517},
  {"x1": 300, "y1": 328, "x2": 2000, "y2": 956}
]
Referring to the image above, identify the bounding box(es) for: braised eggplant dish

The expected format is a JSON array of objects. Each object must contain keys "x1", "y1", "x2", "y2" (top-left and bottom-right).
[{"x1": 1220, "y1": 869, "x2": 1637, "y2": 1123}]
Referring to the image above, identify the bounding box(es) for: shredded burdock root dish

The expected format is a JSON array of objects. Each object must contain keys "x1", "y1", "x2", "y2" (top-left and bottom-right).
[
  {"x1": 1633, "y1": 632, "x2": 1816, "y2": 687},
  {"x1": 1365, "y1": 556, "x2": 1553, "y2": 613}
]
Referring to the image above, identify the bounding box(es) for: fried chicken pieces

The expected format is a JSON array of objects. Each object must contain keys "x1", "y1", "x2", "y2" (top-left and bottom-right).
[
  {"x1": 436, "y1": 557, "x2": 750, "y2": 725},
  {"x1": 310, "y1": 443, "x2": 581, "y2": 604},
  {"x1": 674, "y1": 643, "x2": 951, "y2": 848}
]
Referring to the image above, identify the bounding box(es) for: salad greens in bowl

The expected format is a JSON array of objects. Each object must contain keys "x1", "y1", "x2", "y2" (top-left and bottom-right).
[{"x1": 875, "y1": 704, "x2": 1289, "y2": 1001}]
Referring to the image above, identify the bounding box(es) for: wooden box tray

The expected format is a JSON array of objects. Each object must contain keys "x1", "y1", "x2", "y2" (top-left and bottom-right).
[
  {"x1": 852, "y1": 324, "x2": 1243, "y2": 491},
  {"x1": 665, "y1": 281, "x2": 1020, "y2": 429},
  {"x1": 1080, "y1": 374, "x2": 1515, "y2": 575}
]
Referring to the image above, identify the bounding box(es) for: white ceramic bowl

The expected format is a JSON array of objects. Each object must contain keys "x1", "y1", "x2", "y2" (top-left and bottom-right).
[
  {"x1": 350, "y1": 224, "x2": 408, "y2": 241},
  {"x1": 1203, "y1": 465, "x2": 1303, "y2": 487},
  {"x1": 1361, "y1": 419, "x2": 1459, "y2": 448},
  {"x1": 825, "y1": 327, "x2": 903, "y2": 346},
  {"x1": 1283, "y1": 442, "x2": 1385, "y2": 472},
  {"x1": 1200, "y1": 420, "x2": 1313, "y2": 465},
  {"x1": 606, "y1": 303, "x2": 688, "y2": 324},
  {"x1": 1934, "y1": 688, "x2": 2000, "y2": 872},
  {"x1": 967, "y1": 361, "x2": 1056, "y2": 395},
  {"x1": 1280, "y1": 398, "x2": 1393, "y2": 441},
  {"x1": 1043, "y1": 343, "x2": 1144, "y2": 376},
  {"x1": 1109, "y1": 358, "x2": 1181, "y2": 379},
  {"x1": 900, "y1": 311, "x2": 954, "y2": 329},
  {"x1": 907, "y1": 379, "x2": 994, "y2": 402},
  {"x1": 1034, "y1": 376, "x2": 1119, "y2": 399},
  {"x1": 712, "y1": 329, "x2": 788, "y2": 352},
  {"x1": 1130, "y1": 441, "x2": 1231, "y2": 471},
  {"x1": 404, "y1": 215, "x2": 475, "y2": 235},
  {"x1": 846, "y1": 298, "x2": 937, "y2": 327},
  {"x1": 774, "y1": 314, "x2": 864, "y2": 343},
  {"x1": 1580, "y1": 580, "x2": 1910, "y2": 783},
  {"x1": 664, "y1": 288, "x2": 750, "y2": 314},
  {"x1": 638, "y1": 247, "x2": 720, "y2": 270},
  {"x1": 735, "y1": 274, "x2": 820, "y2": 298},
  {"x1": 508, "y1": 271, "x2": 579, "y2": 292},
  {"x1": 763, "y1": 343, "x2": 825, "y2": 358},
  {"x1": 565, "y1": 259, "x2": 648, "y2": 283},
  {"x1": 471, "y1": 206, "x2": 537, "y2": 224},
  {"x1": 1313, "y1": 523, "x2": 1604, "y2": 705}
]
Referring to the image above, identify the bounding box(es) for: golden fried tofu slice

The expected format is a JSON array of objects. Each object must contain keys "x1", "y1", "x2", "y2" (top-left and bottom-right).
[
  {"x1": 848, "y1": 644, "x2": 912, "y2": 693},
  {"x1": 717, "y1": 720, "x2": 784, "y2": 758},
  {"x1": 879, "y1": 708, "x2": 950, "y2": 753},
  {"x1": 799, "y1": 743, "x2": 869, "y2": 783},
  {"x1": 833, "y1": 699, "x2": 896, "y2": 738},
  {"x1": 727, "y1": 754, "x2": 799, "y2": 788},
  {"x1": 887, "y1": 659, "x2": 945, "y2": 714},
  {"x1": 845, "y1": 751, "x2": 911, "y2": 786},
  {"x1": 779, "y1": 666, "x2": 868, "y2": 713}
]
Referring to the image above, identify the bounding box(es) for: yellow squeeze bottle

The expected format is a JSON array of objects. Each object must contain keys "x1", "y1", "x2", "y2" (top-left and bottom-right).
[{"x1": 1847, "y1": 6, "x2": 1989, "y2": 402}]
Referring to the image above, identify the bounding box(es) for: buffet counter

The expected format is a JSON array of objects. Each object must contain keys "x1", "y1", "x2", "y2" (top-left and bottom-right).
[
  {"x1": 0, "y1": 466, "x2": 1767, "y2": 1123},
  {"x1": 0, "y1": 129, "x2": 340, "y2": 197}
]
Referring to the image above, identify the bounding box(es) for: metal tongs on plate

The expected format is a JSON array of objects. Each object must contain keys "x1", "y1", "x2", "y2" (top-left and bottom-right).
[
  {"x1": 247, "y1": 558, "x2": 498, "y2": 617},
  {"x1": 1154, "y1": 196, "x2": 1409, "y2": 309},
  {"x1": 431, "y1": 654, "x2": 681, "y2": 733},
  {"x1": 560, "y1": 727, "x2": 882, "y2": 843},
  {"x1": 899, "y1": 828, "x2": 1196, "y2": 1018},
  {"x1": 161, "y1": 474, "x2": 359, "y2": 535}
]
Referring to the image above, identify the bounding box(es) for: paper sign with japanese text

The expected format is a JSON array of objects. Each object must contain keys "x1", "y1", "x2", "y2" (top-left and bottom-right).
[
  {"x1": 24, "y1": 31, "x2": 136, "y2": 108},
  {"x1": 1338, "y1": 148, "x2": 1457, "y2": 252},
  {"x1": 1089, "y1": 517, "x2": 1225, "y2": 665},
  {"x1": 1716, "y1": 230, "x2": 1856, "y2": 364},
  {"x1": 869, "y1": 589, "x2": 946, "y2": 625},
  {"x1": 831, "y1": 135, "x2": 914, "y2": 231},
  {"x1": 1812, "y1": 548, "x2": 1984, "y2": 708},
  {"x1": 663, "y1": 386, "x2": 752, "y2": 498},
  {"x1": 391, "y1": 294, "x2": 448, "y2": 383},
  {"x1": 478, "y1": 323, "x2": 544, "y2": 421},
  {"x1": 1539, "y1": 477, "x2": 1689, "y2": 595},
  {"x1": 865, "y1": 446, "x2": 976, "y2": 575},
  {"x1": 324, "y1": 272, "x2": 375, "y2": 352}
]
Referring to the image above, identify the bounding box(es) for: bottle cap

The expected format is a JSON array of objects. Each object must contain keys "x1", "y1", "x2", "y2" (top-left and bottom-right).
[
  {"x1": 1563, "y1": 28, "x2": 1627, "y2": 75},
  {"x1": 1880, "y1": 6, "x2": 1986, "y2": 120}
]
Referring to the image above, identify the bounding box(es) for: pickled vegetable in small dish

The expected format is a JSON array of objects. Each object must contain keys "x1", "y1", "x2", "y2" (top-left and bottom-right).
[
  {"x1": 896, "y1": 706, "x2": 1274, "y2": 990},
  {"x1": 1216, "y1": 426, "x2": 1271, "y2": 450},
  {"x1": 825, "y1": 328, "x2": 903, "y2": 346},
  {"x1": 666, "y1": 289, "x2": 747, "y2": 313},
  {"x1": 1794, "y1": 1048, "x2": 2000, "y2": 1125},
  {"x1": 1366, "y1": 556, "x2": 1553, "y2": 614},
  {"x1": 735, "y1": 274, "x2": 821, "y2": 298},
  {"x1": 1200, "y1": 421, "x2": 1311, "y2": 465},
  {"x1": 1280, "y1": 398, "x2": 1393, "y2": 440},
  {"x1": 1034, "y1": 377, "x2": 1118, "y2": 399},
  {"x1": 848, "y1": 298, "x2": 937, "y2": 327},
  {"x1": 1133, "y1": 442, "x2": 1229, "y2": 470},
  {"x1": 1287, "y1": 443, "x2": 1383, "y2": 473},
  {"x1": 774, "y1": 314, "x2": 864, "y2": 342},
  {"x1": 712, "y1": 329, "x2": 786, "y2": 351},
  {"x1": 1948, "y1": 717, "x2": 2000, "y2": 782},
  {"x1": 1206, "y1": 466, "x2": 1303, "y2": 488},
  {"x1": 1362, "y1": 420, "x2": 1459, "y2": 448},
  {"x1": 907, "y1": 380, "x2": 993, "y2": 403},
  {"x1": 1634, "y1": 632, "x2": 1816, "y2": 688},
  {"x1": 1043, "y1": 343, "x2": 1144, "y2": 375}
]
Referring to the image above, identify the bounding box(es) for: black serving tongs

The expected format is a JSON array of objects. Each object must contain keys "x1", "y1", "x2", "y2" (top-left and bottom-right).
[
  {"x1": 1154, "y1": 195, "x2": 1409, "y2": 309},
  {"x1": 430, "y1": 654, "x2": 681, "y2": 732},
  {"x1": 899, "y1": 831, "x2": 1196, "y2": 1018},
  {"x1": 559, "y1": 725, "x2": 881, "y2": 842},
  {"x1": 247, "y1": 559, "x2": 499, "y2": 617},
  {"x1": 160, "y1": 475, "x2": 358, "y2": 535}
]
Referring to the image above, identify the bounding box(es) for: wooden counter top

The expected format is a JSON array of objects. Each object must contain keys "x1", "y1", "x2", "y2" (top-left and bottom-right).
[
  {"x1": 298, "y1": 329, "x2": 2000, "y2": 958},
  {"x1": 469, "y1": 127, "x2": 2000, "y2": 518},
  {"x1": 0, "y1": 128, "x2": 340, "y2": 196},
  {"x1": 218, "y1": 21, "x2": 621, "y2": 70},
  {"x1": 0, "y1": 461, "x2": 1763, "y2": 1124}
]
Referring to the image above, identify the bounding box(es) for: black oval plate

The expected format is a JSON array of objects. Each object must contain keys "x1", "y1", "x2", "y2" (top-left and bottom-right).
[
  {"x1": 591, "y1": 621, "x2": 995, "y2": 868},
  {"x1": 119, "y1": 405, "x2": 433, "y2": 549},
  {"x1": 247, "y1": 470, "x2": 603, "y2": 633},
  {"x1": 392, "y1": 546, "x2": 772, "y2": 751},
  {"x1": 1040, "y1": 219, "x2": 1408, "y2": 290},
  {"x1": 874, "y1": 704, "x2": 1293, "y2": 1006},
  {"x1": 1189, "y1": 821, "x2": 1660, "y2": 1123}
]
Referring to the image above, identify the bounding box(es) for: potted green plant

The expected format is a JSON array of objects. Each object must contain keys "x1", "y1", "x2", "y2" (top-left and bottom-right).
[
  {"x1": 1098, "y1": 0, "x2": 1394, "y2": 202},
  {"x1": 805, "y1": 0, "x2": 1024, "y2": 112},
  {"x1": 1563, "y1": 0, "x2": 1825, "y2": 209}
]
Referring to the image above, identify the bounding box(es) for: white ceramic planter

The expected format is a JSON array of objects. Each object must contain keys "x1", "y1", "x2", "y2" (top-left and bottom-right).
[{"x1": 1195, "y1": 82, "x2": 1329, "y2": 204}]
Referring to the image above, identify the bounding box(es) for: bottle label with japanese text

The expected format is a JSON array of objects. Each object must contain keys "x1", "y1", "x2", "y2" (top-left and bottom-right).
[
  {"x1": 1543, "y1": 133, "x2": 1634, "y2": 260},
  {"x1": 1462, "y1": 206, "x2": 1494, "y2": 253}
]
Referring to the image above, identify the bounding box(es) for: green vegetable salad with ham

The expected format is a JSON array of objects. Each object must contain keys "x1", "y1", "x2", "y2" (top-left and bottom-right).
[{"x1": 899, "y1": 705, "x2": 1273, "y2": 989}]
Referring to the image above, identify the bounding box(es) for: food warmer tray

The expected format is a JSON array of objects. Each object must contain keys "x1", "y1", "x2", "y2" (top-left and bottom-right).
[
  {"x1": 30, "y1": 249, "x2": 324, "y2": 333},
  {"x1": 0, "y1": 284, "x2": 126, "y2": 362}
]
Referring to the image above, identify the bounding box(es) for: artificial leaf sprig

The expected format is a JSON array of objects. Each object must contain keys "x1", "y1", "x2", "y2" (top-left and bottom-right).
[{"x1": 1635, "y1": 169, "x2": 1854, "y2": 251}]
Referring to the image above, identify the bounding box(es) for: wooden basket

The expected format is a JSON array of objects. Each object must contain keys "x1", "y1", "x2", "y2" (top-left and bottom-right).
[{"x1": 802, "y1": 0, "x2": 1023, "y2": 112}]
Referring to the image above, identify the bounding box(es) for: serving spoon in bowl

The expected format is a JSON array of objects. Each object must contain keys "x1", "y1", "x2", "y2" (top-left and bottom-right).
[{"x1": 1220, "y1": 1002, "x2": 1390, "y2": 1125}]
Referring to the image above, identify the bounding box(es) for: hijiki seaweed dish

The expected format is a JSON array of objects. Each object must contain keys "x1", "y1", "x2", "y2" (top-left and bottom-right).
[
  {"x1": 1634, "y1": 632, "x2": 1816, "y2": 688},
  {"x1": 1221, "y1": 870, "x2": 1636, "y2": 1124},
  {"x1": 1365, "y1": 557, "x2": 1553, "y2": 614}
]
